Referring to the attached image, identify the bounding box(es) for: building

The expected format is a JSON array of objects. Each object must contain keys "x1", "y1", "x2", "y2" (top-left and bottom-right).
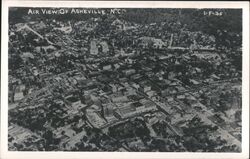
[
  {"x1": 102, "y1": 103, "x2": 117, "y2": 122},
  {"x1": 86, "y1": 109, "x2": 107, "y2": 128},
  {"x1": 123, "y1": 69, "x2": 136, "y2": 76},
  {"x1": 65, "y1": 95, "x2": 84, "y2": 110},
  {"x1": 99, "y1": 41, "x2": 109, "y2": 53},
  {"x1": 90, "y1": 40, "x2": 98, "y2": 55},
  {"x1": 138, "y1": 37, "x2": 166, "y2": 49}
]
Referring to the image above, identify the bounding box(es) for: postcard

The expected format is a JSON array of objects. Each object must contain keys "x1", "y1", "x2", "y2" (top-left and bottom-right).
[{"x1": 1, "y1": 1, "x2": 249, "y2": 159}]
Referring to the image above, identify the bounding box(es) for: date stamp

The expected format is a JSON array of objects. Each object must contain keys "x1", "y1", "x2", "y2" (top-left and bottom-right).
[{"x1": 203, "y1": 10, "x2": 223, "y2": 16}]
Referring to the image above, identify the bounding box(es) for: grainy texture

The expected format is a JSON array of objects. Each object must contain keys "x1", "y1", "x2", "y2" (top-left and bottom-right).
[{"x1": 8, "y1": 8, "x2": 242, "y2": 152}]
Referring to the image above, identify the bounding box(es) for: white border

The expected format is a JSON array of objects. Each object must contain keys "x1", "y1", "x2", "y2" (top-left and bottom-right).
[{"x1": 1, "y1": 1, "x2": 249, "y2": 159}]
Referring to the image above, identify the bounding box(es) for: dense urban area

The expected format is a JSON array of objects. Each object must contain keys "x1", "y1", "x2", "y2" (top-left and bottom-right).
[{"x1": 8, "y1": 8, "x2": 242, "y2": 152}]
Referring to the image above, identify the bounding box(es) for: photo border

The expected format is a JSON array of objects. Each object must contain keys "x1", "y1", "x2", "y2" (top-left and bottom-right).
[{"x1": 1, "y1": 1, "x2": 249, "y2": 159}]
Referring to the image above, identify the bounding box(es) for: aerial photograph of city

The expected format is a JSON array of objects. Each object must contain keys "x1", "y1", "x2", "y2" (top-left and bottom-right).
[{"x1": 8, "y1": 8, "x2": 242, "y2": 152}]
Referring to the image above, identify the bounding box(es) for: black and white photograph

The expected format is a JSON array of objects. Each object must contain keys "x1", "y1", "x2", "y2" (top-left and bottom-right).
[{"x1": 1, "y1": 1, "x2": 249, "y2": 159}]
